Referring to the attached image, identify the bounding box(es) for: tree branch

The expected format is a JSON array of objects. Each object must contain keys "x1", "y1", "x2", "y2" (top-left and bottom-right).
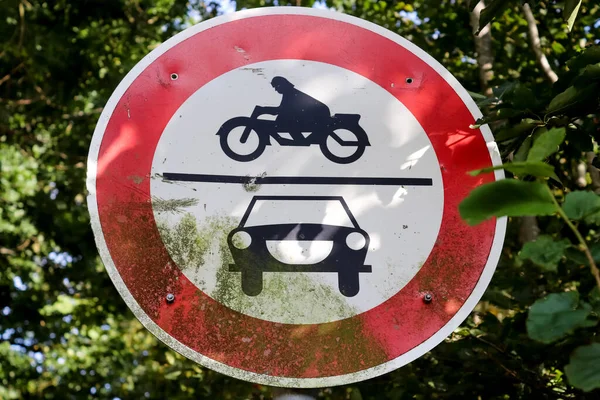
[
  {"x1": 586, "y1": 151, "x2": 600, "y2": 194},
  {"x1": 0, "y1": 62, "x2": 25, "y2": 87},
  {"x1": 470, "y1": 1, "x2": 494, "y2": 96},
  {"x1": 522, "y1": 3, "x2": 558, "y2": 83},
  {"x1": 519, "y1": 216, "x2": 540, "y2": 244},
  {"x1": 550, "y1": 186, "x2": 600, "y2": 290},
  {"x1": 272, "y1": 388, "x2": 318, "y2": 400},
  {"x1": 18, "y1": 1, "x2": 26, "y2": 49}
]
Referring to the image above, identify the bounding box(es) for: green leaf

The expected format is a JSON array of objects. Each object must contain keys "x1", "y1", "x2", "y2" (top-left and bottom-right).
[
  {"x1": 567, "y1": 46, "x2": 600, "y2": 71},
  {"x1": 495, "y1": 120, "x2": 543, "y2": 142},
  {"x1": 551, "y1": 41, "x2": 567, "y2": 55},
  {"x1": 548, "y1": 86, "x2": 578, "y2": 114},
  {"x1": 484, "y1": 289, "x2": 518, "y2": 309},
  {"x1": 477, "y1": 0, "x2": 511, "y2": 34},
  {"x1": 469, "y1": 161, "x2": 559, "y2": 181},
  {"x1": 527, "y1": 127, "x2": 566, "y2": 161},
  {"x1": 565, "y1": 343, "x2": 600, "y2": 391},
  {"x1": 471, "y1": 108, "x2": 523, "y2": 129},
  {"x1": 164, "y1": 370, "x2": 181, "y2": 380},
  {"x1": 492, "y1": 81, "x2": 518, "y2": 99},
  {"x1": 468, "y1": 90, "x2": 487, "y2": 101},
  {"x1": 40, "y1": 294, "x2": 84, "y2": 316},
  {"x1": 349, "y1": 388, "x2": 364, "y2": 400},
  {"x1": 489, "y1": 82, "x2": 537, "y2": 110},
  {"x1": 519, "y1": 235, "x2": 570, "y2": 271},
  {"x1": 588, "y1": 287, "x2": 600, "y2": 313},
  {"x1": 472, "y1": 108, "x2": 523, "y2": 128},
  {"x1": 88, "y1": 329, "x2": 100, "y2": 340},
  {"x1": 459, "y1": 180, "x2": 557, "y2": 226},
  {"x1": 527, "y1": 292, "x2": 593, "y2": 343},
  {"x1": 567, "y1": 127, "x2": 594, "y2": 152},
  {"x1": 165, "y1": 352, "x2": 176, "y2": 365},
  {"x1": 563, "y1": 0, "x2": 582, "y2": 32},
  {"x1": 514, "y1": 136, "x2": 533, "y2": 162},
  {"x1": 504, "y1": 84, "x2": 538, "y2": 110},
  {"x1": 565, "y1": 243, "x2": 600, "y2": 266},
  {"x1": 562, "y1": 191, "x2": 600, "y2": 221},
  {"x1": 546, "y1": 84, "x2": 599, "y2": 115},
  {"x1": 585, "y1": 210, "x2": 600, "y2": 225},
  {"x1": 476, "y1": 96, "x2": 500, "y2": 108},
  {"x1": 573, "y1": 63, "x2": 600, "y2": 86}
]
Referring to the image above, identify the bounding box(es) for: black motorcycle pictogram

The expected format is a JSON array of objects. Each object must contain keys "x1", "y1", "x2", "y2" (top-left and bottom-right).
[{"x1": 216, "y1": 76, "x2": 370, "y2": 164}]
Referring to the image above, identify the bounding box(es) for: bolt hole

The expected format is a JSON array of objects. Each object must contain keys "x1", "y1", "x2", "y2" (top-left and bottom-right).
[
  {"x1": 406, "y1": 77, "x2": 414, "y2": 84},
  {"x1": 170, "y1": 73, "x2": 178, "y2": 81}
]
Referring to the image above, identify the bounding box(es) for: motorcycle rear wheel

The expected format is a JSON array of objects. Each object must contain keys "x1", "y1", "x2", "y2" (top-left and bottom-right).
[{"x1": 320, "y1": 128, "x2": 366, "y2": 164}]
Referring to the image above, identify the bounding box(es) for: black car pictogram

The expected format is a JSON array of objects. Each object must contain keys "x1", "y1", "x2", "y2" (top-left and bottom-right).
[{"x1": 228, "y1": 196, "x2": 371, "y2": 297}]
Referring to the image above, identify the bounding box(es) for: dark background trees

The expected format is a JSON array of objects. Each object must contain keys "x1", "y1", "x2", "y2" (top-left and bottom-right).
[{"x1": 1, "y1": 0, "x2": 599, "y2": 398}]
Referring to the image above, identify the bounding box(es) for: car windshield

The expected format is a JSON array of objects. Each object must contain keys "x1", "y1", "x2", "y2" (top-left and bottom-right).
[{"x1": 241, "y1": 197, "x2": 356, "y2": 228}]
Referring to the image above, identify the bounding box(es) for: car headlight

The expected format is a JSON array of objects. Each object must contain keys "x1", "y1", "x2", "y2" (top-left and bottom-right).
[
  {"x1": 231, "y1": 230, "x2": 252, "y2": 249},
  {"x1": 346, "y1": 231, "x2": 367, "y2": 250}
]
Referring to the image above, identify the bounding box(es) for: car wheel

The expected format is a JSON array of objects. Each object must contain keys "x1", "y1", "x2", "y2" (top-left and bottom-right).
[
  {"x1": 241, "y1": 268, "x2": 263, "y2": 296},
  {"x1": 338, "y1": 269, "x2": 360, "y2": 297}
]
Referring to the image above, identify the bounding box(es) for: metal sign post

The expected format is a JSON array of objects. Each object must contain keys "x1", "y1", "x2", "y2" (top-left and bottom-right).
[
  {"x1": 272, "y1": 388, "x2": 318, "y2": 400},
  {"x1": 87, "y1": 7, "x2": 505, "y2": 388}
]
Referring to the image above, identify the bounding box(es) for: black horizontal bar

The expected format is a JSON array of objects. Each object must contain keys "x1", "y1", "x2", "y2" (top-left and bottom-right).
[{"x1": 162, "y1": 173, "x2": 433, "y2": 186}]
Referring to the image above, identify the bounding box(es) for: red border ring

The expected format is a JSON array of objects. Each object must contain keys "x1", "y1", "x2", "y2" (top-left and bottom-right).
[{"x1": 87, "y1": 8, "x2": 505, "y2": 387}]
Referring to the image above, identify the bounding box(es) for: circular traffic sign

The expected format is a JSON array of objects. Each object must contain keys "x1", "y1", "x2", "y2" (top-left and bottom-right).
[{"x1": 87, "y1": 7, "x2": 505, "y2": 387}]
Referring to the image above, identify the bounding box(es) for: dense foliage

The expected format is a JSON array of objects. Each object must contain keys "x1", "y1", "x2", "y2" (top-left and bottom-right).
[{"x1": 1, "y1": 0, "x2": 599, "y2": 398}]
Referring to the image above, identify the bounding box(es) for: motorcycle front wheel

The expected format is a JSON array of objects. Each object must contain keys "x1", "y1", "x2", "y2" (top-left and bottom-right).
[
  {"x1": 320, "y1": 127, "x2": 367, "y2": 164},
  {"x1": 218, "y1": 118, "x2": 267, "y2": 162}
]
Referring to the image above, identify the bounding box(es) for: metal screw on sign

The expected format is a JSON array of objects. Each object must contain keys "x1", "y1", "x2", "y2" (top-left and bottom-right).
[
  {"x1": 166, "y1": 293, "x2": 175, "y2": 303},
  {"x1": 423, "y1": 293, "x2": 433, "y2": 304}
]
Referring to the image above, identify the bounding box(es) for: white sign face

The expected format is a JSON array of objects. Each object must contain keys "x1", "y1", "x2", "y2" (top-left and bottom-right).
[
  {"x1": 151, "y1": 60, "x2": 444, "y2": 324},
  {"x1": 88, "y1": 7, "x2": 505, "y2": 388}
]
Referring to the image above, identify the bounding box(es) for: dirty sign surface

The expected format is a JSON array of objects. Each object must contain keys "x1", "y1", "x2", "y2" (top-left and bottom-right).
[{"x1": 87, "y1": 7, "x2": 505, "y2": 387}]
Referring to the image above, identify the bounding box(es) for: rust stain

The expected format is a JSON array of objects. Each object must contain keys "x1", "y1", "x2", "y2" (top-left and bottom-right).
[
  {"x1": 100, "y1": 198, "x2": 178, "y2": 319},
  {"x1": 127, "y1": 175, "x2": 144, "y2": 185}
]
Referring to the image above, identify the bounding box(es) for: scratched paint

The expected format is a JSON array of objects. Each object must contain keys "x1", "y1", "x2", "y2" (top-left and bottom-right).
[{"x1": 153, "y1": 197, "x2": 199, "y2": 213}]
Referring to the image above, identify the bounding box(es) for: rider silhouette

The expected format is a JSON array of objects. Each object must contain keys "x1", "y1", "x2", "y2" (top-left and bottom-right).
[{"x1": 243, "y1": 76, "x2": 331, "y2": 143}]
